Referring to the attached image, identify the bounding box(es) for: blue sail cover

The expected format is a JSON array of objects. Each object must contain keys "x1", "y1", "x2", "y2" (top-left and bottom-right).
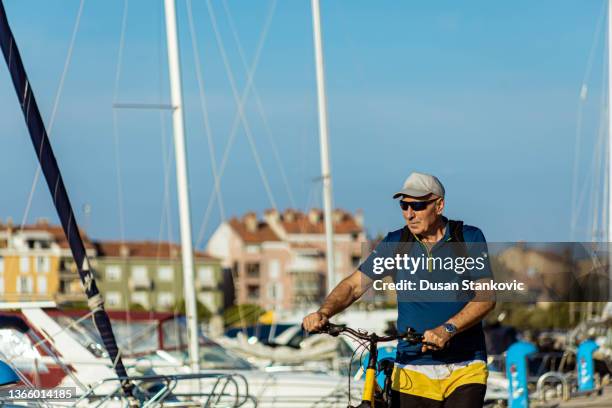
[
  {"x1": 0, "y1": 1, "x2": 134, "y2": 398},
  {"x1": 0, "y1": 360, "x2": 19, "y2": 387}
]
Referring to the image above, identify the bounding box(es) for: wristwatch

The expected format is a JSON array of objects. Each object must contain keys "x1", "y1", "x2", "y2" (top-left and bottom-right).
[{"x1": 443, "y1": 323, "x2": 457, "y2": 335}]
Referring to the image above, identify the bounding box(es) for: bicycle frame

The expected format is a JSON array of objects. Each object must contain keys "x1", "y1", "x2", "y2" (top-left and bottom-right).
[
  {"x1": 308, "y1": 323, "x2": 427, "y2": 408},
  {"x1": 360, "y1": 337, "x2": 378, "y2": 407}
]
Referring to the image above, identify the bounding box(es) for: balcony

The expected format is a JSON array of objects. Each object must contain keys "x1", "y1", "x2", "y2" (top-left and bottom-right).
[
  {"x1": 288, "y1": 255, "x2": 320, "y2": 273},
  {"x1": 128, "y1": 278, "x2": 153, "y2": 291}
]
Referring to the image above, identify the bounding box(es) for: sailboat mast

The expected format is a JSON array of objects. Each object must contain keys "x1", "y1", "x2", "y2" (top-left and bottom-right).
[
  {"x1": 311, "y1": 0, "x2": 337, "y2": 295},
  {"x1": 163, "y1": 0, "x2": 200, "y2": 373}
]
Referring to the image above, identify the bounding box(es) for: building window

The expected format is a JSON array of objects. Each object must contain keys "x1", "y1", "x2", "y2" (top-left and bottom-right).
[
  {"x1": 131, "y1": 292, "x2": 149, "y2": 309},
  {"x1": 197, "y1": 266, "x2": 214, "y2": 288},
  {"x1": 37, "y1": 277, "x2": 47, "y2": 294},
  {"x1": 106, "y1": 292, "x2": 122, "y2": 307},
  {"x1": 268, "y1": 260, "x2": 280, "y2": 279},
  {"x1": 157, "y1": 292, "x2": 174, "y2": 309},
  {"x1": 247, "y1": 285, "x2": 260, "y2": 300},
  {"x1": 157, "y1": 266, "x2": 173, "y2": 282},
  {"x1": 131, "y1": 266, "x2": 150, "y2": 289},
  {"x1": 246, "y1": 245, "x2": 260, "y2": 254},
  {"x1": 36, "y1": 256, "x2": 50, "y2": 274},
  {"x1": 0, "y1": 257, "x2": 4, "y2": 273},
  {"x1": 106, "y1": 266, "x2": 122, "y2": 281},
  {"x1": 20, "y1": 257, "x2": 29, "y2": 273},
  {"x1": 245, "y1": 263, "x2": 260, "y2": 278},
  {"x1": 131, "y1": 266, "x2": 148, "y2": 281},
  {"x1": 17, "y1": 276, "x2": 33, "y2": 294},
  {"x1": 268, "y1": 282, "x2": 283, "y2": 303}
]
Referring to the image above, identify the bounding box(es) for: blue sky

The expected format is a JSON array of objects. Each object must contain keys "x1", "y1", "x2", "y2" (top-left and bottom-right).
[{"x1": 0, "y1": 0, "x2": 607, "y2": 245}]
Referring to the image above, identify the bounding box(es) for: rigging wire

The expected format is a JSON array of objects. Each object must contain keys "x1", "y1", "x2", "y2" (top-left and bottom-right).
[
  {"x1": 19, "y1": 0, "x2": 86, "y2": 232},
  {"x1": 588, "y1": 33, "x2": 609, "y2": 240},
  {"x1": 204, "y1": 0, "x2": 279, "y2": 213},
  {"x1": 155, "y1": 0, "x2": 175, "y2": 264},
  {"x1": 111, "y1": 0, "x2": 131, "y2": 351},
  {"x1": 221, "y1": 0, "x2": 296, "y2": 209},
  {"x1": 153, "y1": 0, "x2": 174, "y2": 323},
  {"x1": 571, "y1": 0, "x2": 607, "y2": 240},
  {"x1": 605, "y1": 117, "x2": 610, "y2": 240},
  {"x1": 589, "y1": 74, "x2": 606, "y2": 240},
  {"x1": 185, "y1": 0, "x2": 226, "y2": 224},
  {"x1": 193, "y1": 0, "x2": 278, "y2": 248},
  {"x1": 112, "y1": 0, "x2": 129, "y2": 245}
]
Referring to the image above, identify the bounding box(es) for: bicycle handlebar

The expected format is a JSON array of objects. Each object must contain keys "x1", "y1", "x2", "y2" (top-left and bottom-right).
[{"x1": 306, "y1": 323, "x2": 425, "y2": 345}]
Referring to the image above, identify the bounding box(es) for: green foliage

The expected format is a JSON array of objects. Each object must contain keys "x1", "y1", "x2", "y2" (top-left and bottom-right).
[
  {"x1": 59, "y1": 300, "x2": 88, "y2": 310},
  {"x1": 174, "y1": 299, "x2": 213, "y2": 321},
  {"x1": 128, "y1": 302, "x2": 147, "y2": 312}
]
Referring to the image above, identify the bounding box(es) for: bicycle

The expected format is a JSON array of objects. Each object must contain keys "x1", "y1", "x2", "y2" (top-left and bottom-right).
[{"x1": 308, "y1": 323, "x2": 434, "y2": 408}]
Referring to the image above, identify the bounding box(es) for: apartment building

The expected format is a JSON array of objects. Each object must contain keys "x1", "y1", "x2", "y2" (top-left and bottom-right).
[
  {"x1": 0, "y1": 219, "x2": 94, "y2": 303},
  {"x1": 206, "y1": 209, "x2": 366, "y2": 309},
  {"x1": 94, "y1": 241, "x2": 223, "y2": 315}
]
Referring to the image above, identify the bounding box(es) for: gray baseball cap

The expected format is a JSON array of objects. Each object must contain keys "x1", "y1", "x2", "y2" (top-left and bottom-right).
[{"x1": 393, "y1": 172, "x2": 445, "y2": 199}]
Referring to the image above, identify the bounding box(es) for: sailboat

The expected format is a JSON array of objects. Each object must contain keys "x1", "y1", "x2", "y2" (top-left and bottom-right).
[{"x1": 0, "y1": 0, "x2": 364, "y2": 406}]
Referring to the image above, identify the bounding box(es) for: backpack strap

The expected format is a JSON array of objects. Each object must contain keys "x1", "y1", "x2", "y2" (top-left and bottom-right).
[
  {"x1": 447, "y1": 219, "x2": 468, "y2": 259},
  {"x1": 396, "y1": 226, "x2": 415, "y2": 258},
  {"x1": 448, "y1": 220, "x2": 465, "y2": 242}
]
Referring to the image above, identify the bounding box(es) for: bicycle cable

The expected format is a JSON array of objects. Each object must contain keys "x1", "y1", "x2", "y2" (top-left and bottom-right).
[{"x1": 347, "y1": 338, "x2": 369, "y2": 407}]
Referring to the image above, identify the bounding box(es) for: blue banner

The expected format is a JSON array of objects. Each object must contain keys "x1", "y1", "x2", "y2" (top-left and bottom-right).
[
  {"x1": 577, "y1": 340, "x2": 598, "y2": 392},
  {"x1": 506, "y1": 341, "x2": 537, "y2": 408}
]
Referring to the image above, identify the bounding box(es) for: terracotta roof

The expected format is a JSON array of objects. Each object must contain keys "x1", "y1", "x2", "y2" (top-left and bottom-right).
[
  {"x1": 227, "y1": 209, "x2": 363, "y2": 244},
  {"x1": 228, "y1": 217, "x2": 281, "y2": 243},
  {"x1": 15, "y1": 221, "x2": 95, "y2": 250},
  {"x1": 278, "y1": 209, "x2": 362, "y2": 234},
  {"x1": 94, "y1": 240, "x2": 217, "y2": 261}
]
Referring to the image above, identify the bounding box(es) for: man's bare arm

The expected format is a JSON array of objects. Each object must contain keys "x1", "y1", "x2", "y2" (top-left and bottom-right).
[
  {"x1": 318, "y1": 270, "x2": 373, "y2": 317},
  {"x1": 302, "y1": 270, "x2": 372, "y2": 332}
]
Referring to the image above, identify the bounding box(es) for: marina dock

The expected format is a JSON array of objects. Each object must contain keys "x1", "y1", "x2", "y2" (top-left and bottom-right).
[{"x1": 555, "y1": 385, "x2": 612, "y2": 407}]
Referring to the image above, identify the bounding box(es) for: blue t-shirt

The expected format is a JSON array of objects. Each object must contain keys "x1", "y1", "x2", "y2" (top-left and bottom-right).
[{"x1": 359, "y1": 219, "x2": 492, "y2": 365}]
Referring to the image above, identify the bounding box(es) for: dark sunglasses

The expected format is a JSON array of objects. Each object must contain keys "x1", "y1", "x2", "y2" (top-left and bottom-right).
[{"x1": 399, "y1": 198, "x2": 437, "y2": 211}]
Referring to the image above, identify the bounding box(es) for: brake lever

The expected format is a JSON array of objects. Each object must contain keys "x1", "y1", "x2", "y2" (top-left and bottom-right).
[
  {"x1": 326, "y1": 324, "x2": 346, "y2": 337},
  {"x1": 403, "y1": 327, "x2": 423, "y2": 344}
]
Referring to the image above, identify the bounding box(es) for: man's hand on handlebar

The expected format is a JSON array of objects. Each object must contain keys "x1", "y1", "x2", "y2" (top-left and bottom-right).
[
  {"x1": 302, "y1": 311, "x2": 329, "y2": 333},
  {"x1": 421, "y1": 325, "x2": 453, "y2": 352}
]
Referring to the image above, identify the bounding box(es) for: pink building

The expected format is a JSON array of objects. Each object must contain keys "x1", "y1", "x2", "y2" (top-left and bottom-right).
[{"x1": 206, "y1": 209, "x2": 366, "y2": 310}]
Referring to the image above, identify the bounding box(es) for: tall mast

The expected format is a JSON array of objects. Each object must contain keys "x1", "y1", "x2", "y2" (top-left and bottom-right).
[
  {"x1": 311, "y1": 0, "x2": 336, "y2": 295},
  {"x1": 164, "y1": 0, "x2": 200, "y2": 373}
]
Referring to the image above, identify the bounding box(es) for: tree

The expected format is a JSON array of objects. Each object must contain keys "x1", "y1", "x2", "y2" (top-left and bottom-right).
[
  {"x1": 128, "y1": 302, "x2": 147, "y2": 312},
  {"x1": 173, "y1": 299, "x2": 213, "y2": 321}
]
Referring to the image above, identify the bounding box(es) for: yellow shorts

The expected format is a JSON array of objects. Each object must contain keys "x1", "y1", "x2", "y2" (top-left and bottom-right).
[{"x1": 391, "y1": 360, "x2": 488, "y2": 401}]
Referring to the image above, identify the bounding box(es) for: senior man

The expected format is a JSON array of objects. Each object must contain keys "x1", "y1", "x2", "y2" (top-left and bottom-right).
[{"x1": 303, "y1": 172, "x2": 495, "y2": 408}]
